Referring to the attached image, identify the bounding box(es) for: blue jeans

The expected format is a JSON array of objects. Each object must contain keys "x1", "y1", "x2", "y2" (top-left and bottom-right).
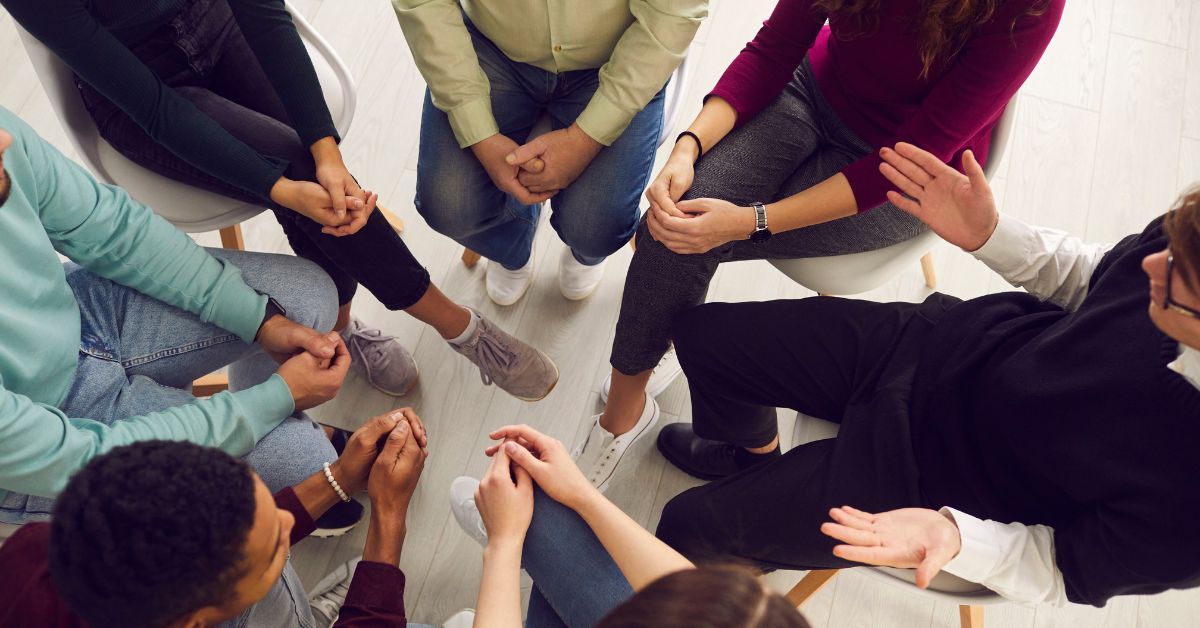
[
  {"x1": 415, "y1": 22, "x2": 664, "y2": 270},
  {"x1": 0, "y1": 249, "x2": 337, "y2": 626},
  {"x1": 523, "y1": 489, "x2": 634, "y2": 628}
]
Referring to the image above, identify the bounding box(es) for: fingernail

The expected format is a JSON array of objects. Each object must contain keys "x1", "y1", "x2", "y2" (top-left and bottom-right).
[
  {"x1": 389, "y1": 410, "x2": 404, "y2": 420},
  {"x1": 505, "y1": 155, "x2": 515, "y2": 164},
  {"x1": 506, "y1": 442, "x2": 518, "y2": 453}
]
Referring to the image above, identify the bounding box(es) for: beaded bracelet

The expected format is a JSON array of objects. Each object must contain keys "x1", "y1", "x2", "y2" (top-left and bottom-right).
[{"x1": 322, "y1": 462, "x2": 351, "y2": 503}]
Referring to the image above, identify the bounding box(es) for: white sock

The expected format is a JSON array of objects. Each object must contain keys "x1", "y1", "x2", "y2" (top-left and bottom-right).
[{"x1": 448, "y1": 309, "x2": 481, "y2": 346}]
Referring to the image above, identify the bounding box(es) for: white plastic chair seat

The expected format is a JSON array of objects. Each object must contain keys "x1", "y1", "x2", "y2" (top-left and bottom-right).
[
  {"x1": 768, "y1": 229, "x2": 940, "y2": 295},
  {"x1": 17, "y1": 0, "x2": 355, "y2": 233}
]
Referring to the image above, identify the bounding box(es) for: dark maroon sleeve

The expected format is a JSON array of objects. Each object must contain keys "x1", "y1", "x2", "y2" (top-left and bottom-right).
[
  {"x1": 708, "y1": 0, "x2": 826, "y2": 125},
  {"x1": 841, "y1": 0, "x2": 1064, "y2": 212},
  {"x1": 273, "y1": 487, "x2": 317, "y2": 546},
  {"x1": 332, "y1": 561, "x2": 408, "y2": 626}
]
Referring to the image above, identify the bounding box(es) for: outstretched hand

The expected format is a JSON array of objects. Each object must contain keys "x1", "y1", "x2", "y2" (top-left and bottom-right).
[
  {"x1": 820, "y1": 506, "x2": 962, "y2": 589},
  {"x1": 878, "y1": 143, "x2": 998, "y2": 252}
]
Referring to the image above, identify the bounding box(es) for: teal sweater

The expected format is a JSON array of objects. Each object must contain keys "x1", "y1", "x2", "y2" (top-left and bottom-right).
[{"x1": 0, "y1": 107, "x2": 295, "y2": 500}]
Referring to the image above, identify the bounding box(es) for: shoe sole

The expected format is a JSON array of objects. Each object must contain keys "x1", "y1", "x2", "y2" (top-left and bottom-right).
[
  {"x1": 310, "y1": 521, "x2": 358, "y2": 538},
  {"x1": 654, "y1": 429, "x2": 733, "y2": 482},
  {"x1": 560, "y1": 280, "x2": 601, "y2": 301},
  {"x1": 371, "y1": 366, "x2": 420, "y2": 398},
  {"x1": 511, "y1": 358, "x2": 560, "y2": 402}
]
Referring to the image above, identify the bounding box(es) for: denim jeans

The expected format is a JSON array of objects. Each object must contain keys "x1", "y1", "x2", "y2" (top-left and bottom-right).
[
  {"x1": 522, "y1": 489, "x2": 634, "y2": 628},
  {"x1": 415, "y1": 21, "x2": 664, "y2": 270},
  {"x1": 77, "y1": 0, "x2": 432, "y2": 309}
]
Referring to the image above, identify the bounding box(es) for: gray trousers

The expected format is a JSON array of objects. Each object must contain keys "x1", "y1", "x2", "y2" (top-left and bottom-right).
[{"x1": 610, "y1": 60, "x2": 927, "y2": 375}]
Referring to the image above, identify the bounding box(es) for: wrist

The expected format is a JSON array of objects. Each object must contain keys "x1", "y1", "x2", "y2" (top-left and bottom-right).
[
  {"x1": 674, "y1": 132, "x2": 702, "y2": 163},
  {"x1": 568, "y1": 123, "x2": 603, "y2": 153},
  {"x1": 310, "y1": 136, "x2": 342, "y2": 165},
  {"x1": 364, "y1": 513, "x2": 407, "y2": 567},
  {"x1": 269, "y1": 177, "x2": 294, "y2": 205},
  {"x1": 484, "y1": 535, "x2": 524, "y2": 556}
]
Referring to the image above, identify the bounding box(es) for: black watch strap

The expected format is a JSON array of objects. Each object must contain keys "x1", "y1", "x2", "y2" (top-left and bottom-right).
[{"x1": 261, "y1": 295, "x2": 287, "y2": 329}]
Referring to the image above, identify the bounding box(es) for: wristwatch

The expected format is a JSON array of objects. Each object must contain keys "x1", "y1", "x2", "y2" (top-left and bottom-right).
[
  {"x1": 259, "y1": 294, "x2": 287, "y2": 332},
  {"x1": 749, "y1": 202, "x2": 772, "y2": 242}
]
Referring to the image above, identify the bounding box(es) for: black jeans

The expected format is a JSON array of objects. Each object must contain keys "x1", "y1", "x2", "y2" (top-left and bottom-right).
[
  {"x1": 656, "y1": 294, "x2": 958, "y2": 570},
  {"x1": 76, "y1": 0, "x2": 430, "y2": 309}
]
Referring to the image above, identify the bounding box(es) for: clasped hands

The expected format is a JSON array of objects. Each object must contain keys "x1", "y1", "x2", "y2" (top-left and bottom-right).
[
  {"x1": 472, "y1": 123, "x2": 603, "y2": 206},
  {"x1": 270, "y1": 137, "x2": 380, "y2": 238},
  {"x1": 257, "y1": 313, "x2": 350, "y2": 411}
]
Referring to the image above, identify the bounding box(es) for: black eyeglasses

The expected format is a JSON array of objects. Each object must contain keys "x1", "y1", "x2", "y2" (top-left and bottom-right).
[{"x1": 1164, "y1": 253, "x2": 1200, "y2": 319}]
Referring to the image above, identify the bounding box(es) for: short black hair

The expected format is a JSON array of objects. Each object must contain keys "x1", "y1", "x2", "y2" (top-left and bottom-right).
[{"x1": 48, "y1": 441, "x2": 258, "y2": 628}]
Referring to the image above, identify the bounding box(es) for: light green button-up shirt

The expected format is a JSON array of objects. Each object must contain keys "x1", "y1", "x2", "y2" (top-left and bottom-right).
[{"x1": 393, "y1": 0, "x2": 707, "y2": 147}]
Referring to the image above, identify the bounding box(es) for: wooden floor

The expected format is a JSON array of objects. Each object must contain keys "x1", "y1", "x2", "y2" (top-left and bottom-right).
[{"x1": 3, "y1": 0, "x2": 1199, "y2": 625}]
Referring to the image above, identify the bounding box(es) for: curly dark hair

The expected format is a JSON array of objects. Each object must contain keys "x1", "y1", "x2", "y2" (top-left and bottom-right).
[{"x1": 48, "y1": 441, "x2": 258, "y2": 628}]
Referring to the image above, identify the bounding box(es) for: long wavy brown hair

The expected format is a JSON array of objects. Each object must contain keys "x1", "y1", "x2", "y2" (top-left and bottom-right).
[{"x1": 813, "y1": 0, "x2": 1050, "y2": 77}]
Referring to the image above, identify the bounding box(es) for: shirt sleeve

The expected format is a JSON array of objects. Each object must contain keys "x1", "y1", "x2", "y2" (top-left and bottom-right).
[
  {"x1": 13, "y1": 105, "x2": 268, "y2": 343},
  {"x1": 840, "y1": 1, "x2": 1064, "y2": 212},
  {"x1": 0, "y1": 377, "x2": 294, "y2": 498},
  {"x1": 3, "y1": 0, "x2": 289, "y2": 200},
  {"x1": 575, "y1": 0, "x2": 707, "y2": 146},
  {"x1": 333, "y1": 562, "x2": 409, "y2": 626},
  {"x1": 940, "y1": 507, "x2": 1067, "y2": 606},
  {"x1": 970, "y1": 212, "x2": 1116, "y2": 312},
  {"x1": 707, "y1": 0, "x2": 826, "y2": 123},
  {"x1": 226, "y1": 0, "x2": 339, "y2": 147},
  {"x1": 392, "y1": 0, "x2": 498, "y2": 148},
  {"x1": 273, "y1": 487, "x2": 317, "y2": 546}
]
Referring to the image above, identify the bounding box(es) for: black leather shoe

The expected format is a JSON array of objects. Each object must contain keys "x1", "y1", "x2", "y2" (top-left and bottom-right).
[{"x1": 656, "y1": 423, "x2": 780, "y2": 481}]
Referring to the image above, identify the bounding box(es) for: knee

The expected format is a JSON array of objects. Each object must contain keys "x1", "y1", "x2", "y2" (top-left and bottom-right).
[
  {"x1": 555, "y1": 200, "x2": 640, "y2": 261},
  {"x1": 414, "y1": 162, "x2": 491, "y2": 239},
  {"x1": 671, "y1": 303, "x2": 722, "y2": 363},
  {"x1": 655, "y1": 489, "x2": 708, "y2": 559},
  {"x1": 274, "y1": 256, "x2": 338, "y2": 333}
]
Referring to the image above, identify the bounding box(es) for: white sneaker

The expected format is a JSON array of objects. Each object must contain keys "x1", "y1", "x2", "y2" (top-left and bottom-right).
[
  {"x1": 449, "y1": 476, "x2": 488, "y2": 547},
  {"x1": 486, "y1": 251, "x2": 536, "y2": 306},
  {"x1": 600, "y1": 346, "x2": 683, "y2": 404},
  {"x1": 572, "y1": 396, "x2": 660, "y2": 493},
  {"x1": 308, "y1": 556, "x2": 361, "y2": 628},
  {"x1": 442, "y1": 609, "x2": 476, "y2": 628},
  {"x1": 558, "y1": 248, "x2": 606, "y2": 301}
]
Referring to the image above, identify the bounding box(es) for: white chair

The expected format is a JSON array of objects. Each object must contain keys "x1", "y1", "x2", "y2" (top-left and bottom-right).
[
  {"x1": 782, "y1": 416, "x2": 1006, "y2": 628},
  {"x1": 768, "y1": 98, "x2": 1019, "y2": 295},
  {"x1": 461, "y1": 50, "x2": 694, "y2": 268},
  {"x1": 15, "y1": 0, "x2": 383, "y2": 393}
]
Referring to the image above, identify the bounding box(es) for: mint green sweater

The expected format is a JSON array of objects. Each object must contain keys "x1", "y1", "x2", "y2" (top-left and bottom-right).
[{"x1": 0, "y1": 107, "x2": 295, "y2": 500}]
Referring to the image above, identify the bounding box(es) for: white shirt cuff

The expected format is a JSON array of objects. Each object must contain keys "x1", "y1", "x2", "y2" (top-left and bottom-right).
[
  {"x1": 970, "y1": 212, "x2": 1036, "y2": 276},
  {"x1": 939, "y1": 506, "x2": 1003, "y2": 585}
]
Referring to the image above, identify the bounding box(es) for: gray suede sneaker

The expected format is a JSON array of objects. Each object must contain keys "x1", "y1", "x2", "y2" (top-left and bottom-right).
[
  {"x1": 450, "y1": 309, "x2": 559, "y2": 401},
  {"x1": 341, "y1": 317, "x2": 419, "y2": 396}
]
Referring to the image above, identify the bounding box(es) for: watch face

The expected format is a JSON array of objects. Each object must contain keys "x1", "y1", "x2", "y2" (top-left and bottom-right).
[{"x1": 750, "y1": 229, "x2": 772, "y2": 242}]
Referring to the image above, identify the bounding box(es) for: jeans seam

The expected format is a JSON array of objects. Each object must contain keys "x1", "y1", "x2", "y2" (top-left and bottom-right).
[{"x1": 122, "y1": 334, "x2": 241, "y2": 368}]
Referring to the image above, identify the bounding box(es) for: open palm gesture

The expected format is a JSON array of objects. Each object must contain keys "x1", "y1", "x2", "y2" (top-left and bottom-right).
[
  {"x1": 879, "y1": 142, "x2": 999, "y2": 252},
  {"x1": 820, "y1": 506, "x2": 962, "y2": 589}
]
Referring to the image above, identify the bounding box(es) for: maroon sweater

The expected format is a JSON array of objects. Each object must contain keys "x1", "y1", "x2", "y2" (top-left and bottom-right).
[
  {"x1": 0, "y1": 488, "x2": 407, "y2": 627},
  {"x1": 709, "y1": 0, "x2": 1064, "y2": 211}
]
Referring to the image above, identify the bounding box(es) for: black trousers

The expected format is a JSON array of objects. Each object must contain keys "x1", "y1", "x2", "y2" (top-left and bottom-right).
[
  {"x1": 656, "y1": 295, "x2": 959, "y2": 571},
  {"x1": 77, "y1": 0, "x2": 430, "y2": 309}
]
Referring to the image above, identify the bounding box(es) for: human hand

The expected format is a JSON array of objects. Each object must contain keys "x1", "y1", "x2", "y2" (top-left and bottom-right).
[
  {"x1": 367, "y1": 418, "x2": 428, "y2": 518},
  {"x1": 484, "y1": 424, "x2": 598, "y2": 511},
  {"x1": 509, "y1": 123, "x2": 602, "y2": 193},
  {"x1": 475, "y1": 439, "x2": 534, "y2": 546},
  {"x1": 879, "y1": 143, "x2": 998, "y2": 252},
  {"x1": 820, "y1": 506, "x2": 962, "y2": 589},
  {"x1": 646, "y1": 197, "x2": 756, "y2": 254},
  {"x1": 328, "y1": 408, "x2": 426, "y2": 496},
  {"x1": 645, "y1": 152, "x2": 696, "y2": 216},
  {"x1": 472, "y1": 134, "x2": 558, "y2": 205},
  {"x1": 275, "y1": 332, "x2": 350, "y2": 410},
  {"x1": 256, "y1": 314, "x2": 337, "y2": 364},
  {"x1": 269, "y1": 177, "x2": 364, "y2": 231}
]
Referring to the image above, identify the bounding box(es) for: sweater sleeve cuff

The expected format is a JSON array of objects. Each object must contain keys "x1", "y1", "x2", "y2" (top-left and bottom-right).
[
  {"x1": 273, "y1": 487, "x2": 317, "y2": 545},
  {"x1": 341, "y1": 562, "x2": 408, "y2": 620},
  {"x1": 940, "y1": 506, "x2": 1002, "y2": 585},
  {"x1": 206, "y1": 267, "x2": 269, "y2": 344},
  {"x1": 447, "y1": 97, "x2": 501, "y2": 148},
  {"x1": 706, "y1": 88, "x2": 752, "y2": 128},
  {"x1": 228, "y1": 374, "x2": 296, "y2": 441},
  {"x1": 575, "y1": 91, "x2": 634, "y2": 146},
  {"x1": 840, "y1": 153, "x2": 890, "y2": 213},
  {"x1": 970, "y1": 212, "x2": 1035, "y2": 270}
]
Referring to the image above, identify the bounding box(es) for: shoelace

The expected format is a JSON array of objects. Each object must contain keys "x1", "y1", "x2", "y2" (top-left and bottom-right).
[
  {"x1": 468, "y1": 329, "x2": 517, "y2": 386},
  {"x1": 345, "y1": 327, "x2": 394, "y2": 367}
]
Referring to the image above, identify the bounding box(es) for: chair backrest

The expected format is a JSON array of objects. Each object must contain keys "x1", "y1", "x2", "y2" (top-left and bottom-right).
[
  {"x1": 983, "y1": 97, "x2": 1018, "y2": 179},
  {"x1": 14, "y1": 0, "x2": 356, "y2": 232}
]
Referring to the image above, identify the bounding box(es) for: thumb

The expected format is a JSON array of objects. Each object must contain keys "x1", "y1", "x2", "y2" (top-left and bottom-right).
[
  {"x1": 963, "y1": 150, "x2": 988, "y2": 190},
  {"x1": 504, "y1": 441, "x2": 544, "y2": 478},
  {"x1": 519, "y1": 158, "x2": 545, "y2": 174},
  {"x1": 675, "y1": 199, "x2": 708, "y2": 214},
  {"x1": 359, "y1": 411, "x2": 404, "y2": 447},
  {"x1": 328, "y1": 185, "x2": 346, "y2": 218},
  {"x1": 914, "y1": 548, "x2": 951, "y2": 589},
  {"x1": 506, "y1": 138, "x2": 545, "y2": 166},
  {"x1": 298, "y1": 326, "x2": 335, "y2": 358},
  {"x1": 379, "y1": 420, "x2": 412, "y2": 460}
]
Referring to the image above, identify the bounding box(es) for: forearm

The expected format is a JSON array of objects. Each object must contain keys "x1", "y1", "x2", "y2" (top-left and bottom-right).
[
  {"x1": 474, "y1": 539, "x2": 524, "y2": 628},
  {"x1": 765, "y1": 172, "x2": 858, "y2": 232},
  {"x1": 675, "y1": 96, "x2": 738, "y2": 163},
  {"x1": 363, "y1": 509, "x2": 408, "y2": 567},
  {"x1": 291, "y1": 468, "x2": 342, "y2": 522},
  {"x1": 573, "y1": 492, "x2": 692, "y2": 591}
]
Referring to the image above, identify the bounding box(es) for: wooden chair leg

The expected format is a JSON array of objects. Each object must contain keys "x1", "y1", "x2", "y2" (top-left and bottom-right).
[
  {"x1": 786, "y1": 569, "x2": 839, "y2": 608},
  {"x1": 192, "y1": 372, "x2": 230, "y2": 397},
  {"x1": 378, "y1": 204, "x2": 405, "y2": 234},
  {"x1": 219, "y1": 224, "x2": 245, "y2": 250},
  {"x1": 920, "y1": 252, "x2": 937, "y2": 289},
  {"x1": 959, "y1": 605, "x2": 984, "y2": 628},
  {"x1": 462, "y1": 249, "x2": 482, "y2": 268}
]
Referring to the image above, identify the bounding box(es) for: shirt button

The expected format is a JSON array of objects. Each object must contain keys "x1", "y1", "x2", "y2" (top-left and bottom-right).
[{"x1": 553, "y1": 44, "x2": 562, "y2": 52}]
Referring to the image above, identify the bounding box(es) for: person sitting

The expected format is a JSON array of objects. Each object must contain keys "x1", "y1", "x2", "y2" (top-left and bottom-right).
[
  {"x1": 446, "y1": 424, "x2": 811, "y2": 627},
  {"x1": 0, "y1": 106, "x2": 362, "y2": 534},
  {"x1": 3, "y1": 0, "x2": 558, "y2": 402},
  {"x1": 0, "y1": 408, "x2": 430, "y2": 627},
  {"x1": 393, "y1": 0, "x2": 707, "y2": 305},
  {"x1": 654, "y1": 142, "x2": 1200, "y2": 606},
  {"x1": 586, "y1": 0, "x2": 1064, "y2": 494}
]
